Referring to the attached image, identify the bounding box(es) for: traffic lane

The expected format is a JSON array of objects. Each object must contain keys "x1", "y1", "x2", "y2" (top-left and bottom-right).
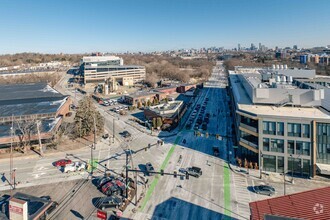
[{"x1": 146, "y1": 145, "x2": 226, "y2": 220}]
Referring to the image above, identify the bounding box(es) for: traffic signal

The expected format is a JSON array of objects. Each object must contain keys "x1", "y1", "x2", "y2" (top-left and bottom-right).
[
  {"x1": 185, "y1": 172, "x2": 189, "y2": 180},
  {"x1": 148, "y1": 143, "x2": 151, "y2": 149},
  {"x1": 160, "y1": 169, "x2": 164, "y2": 176},
  {"x1": 145, "y1": 147, "x2": 147, "y2": 151},
  {"x1": 161, "y1": 141, "x2": 164, "y2": 146},
  {"x1": 174, "y1": 171, "x2": 177, "y2": 178}
]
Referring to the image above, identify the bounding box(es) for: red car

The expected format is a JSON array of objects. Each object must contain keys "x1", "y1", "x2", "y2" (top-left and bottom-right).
[{"x1": 54, "y1": 159, "x2": 72, "y2": 167}]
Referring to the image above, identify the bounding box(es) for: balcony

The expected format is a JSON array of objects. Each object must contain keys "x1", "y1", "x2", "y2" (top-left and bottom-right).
[
  {"x1": 240, "y1": 138, "x2": 258, "y2": 149},
  {"x1": 240, "y1": 122, "x2": 258, "y2": 133}
]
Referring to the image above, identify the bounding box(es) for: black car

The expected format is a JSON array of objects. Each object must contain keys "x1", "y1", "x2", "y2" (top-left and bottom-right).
[
  {"x1": 121, "y1": 131, "x2": 131, "y2": 138},
  {"x1": 98, "y1": 195, "x2": 123, "y2": 210},
  {"x1": 202, "y1": 123, "x2": 207, "y2": 130},
  {"x1": 187, "y1": 166, "x2": 202, "y2": 177},
  {"x1": 146, "y1": 162, "x2": 155, "y2": 176},
  {"x1": 253, "y1": 185, "x2": 275, "y2": 196}
]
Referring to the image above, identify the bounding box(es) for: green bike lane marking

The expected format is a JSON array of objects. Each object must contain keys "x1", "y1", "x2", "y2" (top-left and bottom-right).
[
  {"x1": 140, "y1": 135, "x2": 181, "y2": 211},
  {"x1": 223, "y1": 163, "x2": 231, "y2": 218}
]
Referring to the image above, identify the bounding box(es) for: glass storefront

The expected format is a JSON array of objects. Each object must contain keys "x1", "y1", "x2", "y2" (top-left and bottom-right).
[
  {"x1": 277, "y1": 156, "x2": 284, "y2": 173},
  {"x1": 263, "y1": 155, "x2": 276, "y2": 172},
  {"x1": 316, "y1": 123, "x2": 330, "y2": 164}
]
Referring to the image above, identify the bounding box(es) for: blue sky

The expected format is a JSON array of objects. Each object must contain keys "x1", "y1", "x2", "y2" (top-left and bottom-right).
[{"x1": 0, "y1": 0, "x2": 329, "y2": 54}]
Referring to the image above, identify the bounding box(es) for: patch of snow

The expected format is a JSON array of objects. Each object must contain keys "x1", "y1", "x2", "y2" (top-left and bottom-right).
[{"x1": 40, "y1": 85, "x2": 59, "y2": 93}]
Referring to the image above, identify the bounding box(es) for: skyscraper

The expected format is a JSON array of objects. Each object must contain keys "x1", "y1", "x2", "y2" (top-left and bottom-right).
[{"x1": 238, "y1": 43, "x2": 241, "y2": 51}]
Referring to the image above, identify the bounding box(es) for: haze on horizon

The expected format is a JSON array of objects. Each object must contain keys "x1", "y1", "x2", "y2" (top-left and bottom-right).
[{"x1": 0, "y1": 0, "x2": 329, "y2": 54}]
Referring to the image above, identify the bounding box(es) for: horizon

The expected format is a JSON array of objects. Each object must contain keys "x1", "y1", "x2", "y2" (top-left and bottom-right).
[{"x1": 0, "y1": 0, "x2": 329, "y2": 54}]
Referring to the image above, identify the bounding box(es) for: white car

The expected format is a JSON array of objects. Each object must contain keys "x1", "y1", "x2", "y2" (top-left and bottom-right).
[{"x1": 63, "y1": 162, "x2": 87, "y2": 173}]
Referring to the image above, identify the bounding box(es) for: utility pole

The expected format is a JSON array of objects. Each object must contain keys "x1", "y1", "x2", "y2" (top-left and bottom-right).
[
  {"x1": 36, "y1": 121, "x2": 43, "y2": 156},
  {"x1": 112, "y1": 118, "x2": 115, "y2": 144},
  {"x1": 10, "y1": 115, "x2": 14, "y2": 194},
  {"x1": 91, "y1": 114, "x2": 96, "y2": 176},
  {"x1": 125, "y1": 152, "x2": 129, "y2": 199}
]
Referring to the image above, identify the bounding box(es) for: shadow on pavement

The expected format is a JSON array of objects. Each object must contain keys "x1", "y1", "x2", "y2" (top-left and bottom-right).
[
  {"x1": 151, "y1": 197, "x2": 238, "y2": 220},
  {"x1": 70, "y1": 209, "x2": 84, "y2": 219}
]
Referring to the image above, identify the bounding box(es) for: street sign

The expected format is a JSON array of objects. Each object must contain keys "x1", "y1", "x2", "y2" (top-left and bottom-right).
[{"x1": 97, "y1": 210, "x2": 107, "y2": 220}]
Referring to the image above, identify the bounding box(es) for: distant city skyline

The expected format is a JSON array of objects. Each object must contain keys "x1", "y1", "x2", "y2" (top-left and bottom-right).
[{"x1": 0, "y1": 0, "x2": 329, "y2": 54}]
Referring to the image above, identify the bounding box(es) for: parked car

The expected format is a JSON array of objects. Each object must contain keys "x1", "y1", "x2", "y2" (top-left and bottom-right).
[
  {"x1": 253, "y1": 185, "x2": 275, "y2": 196},
  {"x1": 102, "y1": 182, "x2": 120, "y2": 196},
  {"x1": 97, "y1": 195, "x2": 123, "y2": 210},
  {"x1": 54, "y1": 159, "x2": 72, "y2": 167},
  {"x1": 97, "y1": 176, "x2": 115, "y2": 189},
  {"x1": 146, "y1": 162, "x2": 155, "y2": 176},
  {"x1": 187, "y1": 166, "x2": 202, "y2": 177},
  {"x1": 202, "y1": 123, "x2": 207, "y2": 130},
  {"x1": 63, "y1": 162, "x2": 86, "y2": 173}
]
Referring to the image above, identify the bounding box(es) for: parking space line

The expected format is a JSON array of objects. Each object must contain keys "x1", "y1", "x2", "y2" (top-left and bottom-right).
[{"x1": 140, "y1": 135, "x2": 181, "y2": 211}]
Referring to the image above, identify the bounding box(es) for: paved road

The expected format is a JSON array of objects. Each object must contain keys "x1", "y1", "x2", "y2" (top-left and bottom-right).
[{"x1": 133, "y1": 61, "x2": 239, "y2": 220}]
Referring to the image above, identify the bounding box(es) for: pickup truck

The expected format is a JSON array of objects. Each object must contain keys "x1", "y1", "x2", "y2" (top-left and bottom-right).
[{"x1": 63, "y1": 162, "x2": 87, "y2": 173}]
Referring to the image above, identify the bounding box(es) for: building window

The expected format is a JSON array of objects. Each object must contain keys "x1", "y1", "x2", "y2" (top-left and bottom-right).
[
  {"x1": 296, "y1": 141, "x2": 302, "y2": 155},
  {"x1": 263, "y1": 138, "x2": 269, "y2": 151},
  {"x1": 288, "y1": 140, "x2": 295, "y2": 154},
  {"x1": 277, "y1": 156, "x2": 284, "y2": 173},
  {"x1": 288, "y1": 123, "x2": 301, "y2": 137},
  {"x1": 294, "y1": 141, "x2": 310, "y2": 156},
  {"x1": 302, "y1": 124, "x2": 310, "y2": 138},
  {"x1": 302, "y1": 159, "x2": 310, "y2": 177},
  {"x1": 263, "y1": 121, "x2": 276, "y2": 135},
  {"x1": 270, "y1": 139, "x2": 284, "y2": 153},
  {"x1": 263, "y1": 155, "x2": 276, "y2": 172},
  {"x1": 277, "y1": 122, "x2": 284, "y2": 136}
]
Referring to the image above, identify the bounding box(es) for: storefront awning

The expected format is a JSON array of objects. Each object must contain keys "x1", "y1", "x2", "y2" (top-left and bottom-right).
[{"x1": 316, "y1": 163, "x2": 330, "y2": 175}]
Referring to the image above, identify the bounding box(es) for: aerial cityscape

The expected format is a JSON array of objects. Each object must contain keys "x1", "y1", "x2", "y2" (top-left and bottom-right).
[{"x1": 0, "y1": 1, "x2": 330, "y2": 220}]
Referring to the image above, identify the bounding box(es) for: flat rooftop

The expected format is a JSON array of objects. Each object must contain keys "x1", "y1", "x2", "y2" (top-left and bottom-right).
[
  {"x1": 229, "y1": 73, "x2": 330, "y2": 119},
  {"x1": 10, "y1": 192, "x2": 52, "y2": 220},
  {"x1": 0, "y1": 83, "x2": 68, "y2": 119},
  {"x1": 0, "y1": 83, "x2": 65, "y2": 105}
]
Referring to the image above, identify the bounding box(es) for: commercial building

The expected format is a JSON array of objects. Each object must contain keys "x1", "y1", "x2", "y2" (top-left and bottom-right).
[
  {"x1": 0, "y1": 192, "x2": 56, "y2": 220},
  {"x1": 79, "y1": 56, "x2": 146, "y2": 86},
  {"x1": 228, "y1": 66, "x2": 330, "y2": 177},
  {"x1": 144, "y1": 101, "x2": 186, "y2": 130},
  {"x1": 0, "y1": 83, "x2": 71, "y2": 150},
  {"x1": 123, "y1": 91, "x2": 167, "y2": 107},
  {"x1": 249, "y1": 187, "x2": 330, "y2": 220}
]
